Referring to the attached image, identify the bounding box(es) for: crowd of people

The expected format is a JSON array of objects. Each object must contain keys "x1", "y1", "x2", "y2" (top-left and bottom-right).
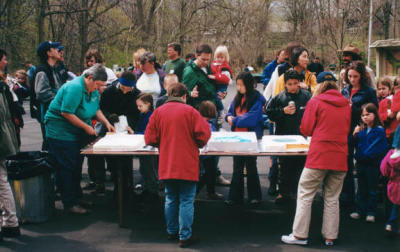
[{"x1": 0, "y1": 40, "x2": 399, "y2": 248}]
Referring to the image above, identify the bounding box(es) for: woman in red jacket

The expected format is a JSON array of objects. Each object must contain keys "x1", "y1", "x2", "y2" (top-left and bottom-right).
[{"x1": 281, "y1": 75, "x2": 351, "y2": 246}]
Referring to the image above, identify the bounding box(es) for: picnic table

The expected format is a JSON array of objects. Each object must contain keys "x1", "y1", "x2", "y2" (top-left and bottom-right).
[{"x1": 81, "y1": 140, "x2": 307, "y2": 227}]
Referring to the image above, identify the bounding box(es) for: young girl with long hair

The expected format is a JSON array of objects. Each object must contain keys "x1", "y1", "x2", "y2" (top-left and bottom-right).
[
  {"x1": 225, "y1": 72, "x2": 266, "y2": 205},
  {"x1": 350, "y1": 103, "x2": 388, "y2": 222}
]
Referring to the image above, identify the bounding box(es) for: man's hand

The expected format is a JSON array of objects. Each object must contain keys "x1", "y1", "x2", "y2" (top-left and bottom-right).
[
  {"x1": 191, "y1": 85, "x2": 199, "y2": 98},
  {"x1": 283, "y1": 105, "x2": 296, "y2": 115},
  {"x1": 218, "y1": 91, "x2": 227, "y2": 100},
  {"x1": 208, "y1": 75, "x2": 216, "y2": 80}
]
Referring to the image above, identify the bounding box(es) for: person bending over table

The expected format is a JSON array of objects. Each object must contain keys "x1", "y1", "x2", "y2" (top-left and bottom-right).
[{"x1": 44, "y1": 64, "x2": 115, "y2": 214}]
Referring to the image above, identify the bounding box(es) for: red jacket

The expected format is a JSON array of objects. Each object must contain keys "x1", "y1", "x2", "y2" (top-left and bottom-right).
[
  {"x1": 379, "y1": 97, "x2": 399, "y2": 137},
  {"x1": 210, "y1": 61, "x2": 233, "y2": 85},
  {"x1": 144, "y1": 98, "x2": 211, "y2": 182},
  {"x1": 391, "y1": 91, "x2": 400, "y2": 113},
  {"x1": 300, "y1": 89, "x2": 351, "y2": 171}
]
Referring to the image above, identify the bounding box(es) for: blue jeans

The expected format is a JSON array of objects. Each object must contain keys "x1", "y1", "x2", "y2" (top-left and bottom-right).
[
  {"x1": 392, "y1": 125, "x2": 400, "y2": 149},
  {"x1": 387, "y1": 205, "x2": 399, "y2": 230},
  {"x1": 164, "y1": 180, "x2": 197, "y2": 240},
  {"x1": 355, "y1": 162, "x2": 380, "y2": 216},
  {"x1": 47, "y1": 137, "x2": 84, "y2": 209}
]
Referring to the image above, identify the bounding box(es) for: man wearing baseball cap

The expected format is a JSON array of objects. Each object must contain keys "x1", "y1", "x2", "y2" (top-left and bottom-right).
[
  {"x1": 33, "y1": 41, "x2": 63, "y2": 150},
  {"x1": 338, "y1": 45, "x2": 376, "y2": 89}
]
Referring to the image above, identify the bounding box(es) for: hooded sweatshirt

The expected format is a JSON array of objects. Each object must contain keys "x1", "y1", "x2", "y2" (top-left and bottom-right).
[
  {"x1": 380, "y1": 149, "x2": 400, "y2": 205},
  {"x1": 300, "y1": 89, "x2": 351, "y2": 171}
]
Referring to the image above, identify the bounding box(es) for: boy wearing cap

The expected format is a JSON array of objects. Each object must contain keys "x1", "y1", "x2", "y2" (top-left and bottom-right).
[{"x1": 33, "y1": 41, "x2": 63, "y2": 150}]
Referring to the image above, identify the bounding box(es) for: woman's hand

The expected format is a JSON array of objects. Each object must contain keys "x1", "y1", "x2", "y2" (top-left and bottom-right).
[
  {"x1": 299, "y1": 82, "x2": 308, "y2": 89},
  {"x1": 208, "y1": 75, "x2": 216, "y2": 80},
  {"x1": 85, "y1": 126, "x2": 97, "y2": 136},
  {"x1": 353, "y1": 125, "x2": 361, "y2": 136},
  {"x1": 127, "y1": 126, "x2": 134, "y2": 134},
  {"x1": 396, "y1": 112, "x2": 400, "y2": 121},
  {"x1": 227, "y1": 116, "x2": 234, "y2": 126},
  {"x1": 106, "y1": 122, "x2": 115, "y2": 133}
]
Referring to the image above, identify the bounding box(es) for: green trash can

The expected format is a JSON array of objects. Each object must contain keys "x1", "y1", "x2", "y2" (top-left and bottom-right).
[{"x1": 6, "y1": 151, "x2": 55, "y2": 223}]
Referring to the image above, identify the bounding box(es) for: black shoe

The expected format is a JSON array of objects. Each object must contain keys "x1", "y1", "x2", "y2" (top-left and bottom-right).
[
  {"x1": 207, "y1": 192, "x2": 224, "y2": 200},
  {"x1": 268, "y1": 184, "x2": 277, "y2": 196},
  {"x1": 224, "y1": 200, "x2": 243, "y2": 206},
  {"x1": 93, "y1": 183, "x2": 105, "y2": 195},
  {"x1": 1, "y1": 226, "x2": 21, "y2": 238},
  {"x1": 83, "y1": 182, "x2": 96, "y2": 190},
  {"x1": 167, "y1": 232, "x2": 179, "y2": 241},
  {"x1": 275, "y1": 194, "x2": 290, "y2": 205},
  {"x1": 179, "y1": 235, "x2": 199, "y2": 248}
]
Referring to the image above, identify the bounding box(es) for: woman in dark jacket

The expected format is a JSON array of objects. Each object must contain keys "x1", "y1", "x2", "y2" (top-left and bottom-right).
[{"x1": 340, "y1": 60, "x2": 378, "y2": 206}]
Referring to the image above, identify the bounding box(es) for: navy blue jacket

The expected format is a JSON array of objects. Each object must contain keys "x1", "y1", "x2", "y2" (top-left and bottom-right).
[
  {"x1": 354, "y1": 126, "x2": 388, "y2": 165},
  {"x1": 261, "y1": 59, "x2": 278, "y2": 85},
  {"x1": 342, "y1": 85, "x2": 378, "y2": 133},
  {"x1": 226, "y1": 91, "x2": 266, "y2": 139},
  {"x1": 135, "y1": 110, "x2": 153, "y2": 134}
]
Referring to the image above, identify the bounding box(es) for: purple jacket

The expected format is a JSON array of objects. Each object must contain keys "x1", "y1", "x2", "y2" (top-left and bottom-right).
[{"x1": 380, "y1": 149, "x2": 400, "y2": 205}]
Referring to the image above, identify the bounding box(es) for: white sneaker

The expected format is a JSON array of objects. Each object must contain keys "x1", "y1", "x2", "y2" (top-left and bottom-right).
[
  {"x1": 281, "y1": 233, "x2": 308, "y2": 245},
  {"x1": 366, "y1": 215, "x2": 375, "y2": 223},
  {"x1": 217, "y1": 175, "x2": 231, "y2": 185},
  {"x1": 386, "y1": 224, "x2": 392, "y2": 232},
  {"x1": 390, "y1": 149, "x2": 400, "y2": 159},
  {"x1": 350, "y1": 212, "x2": 360, "y2": 219}
]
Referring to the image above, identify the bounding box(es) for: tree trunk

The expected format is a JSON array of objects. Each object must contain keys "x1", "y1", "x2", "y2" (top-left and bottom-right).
[
  {"x1": 79, "y1": 0, "x2": 89, "y2": 71},
  {"x1": 37, "y1": 0, "x2": 47, "y2": 44}
]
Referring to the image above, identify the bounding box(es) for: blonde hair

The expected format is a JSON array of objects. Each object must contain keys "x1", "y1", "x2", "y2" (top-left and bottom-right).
[
  {"x1": 164, "y1": 74, "x2": 178, "y2": 91},
  {"x1": 214, "y1": 45, "x2": 229, "y2": 62},
  {"x1": 312, "y1": 80, "x2": 338, "y2": 98},
  {"x1": 15, "y1": 69, "x2": 28, "y2": 80},
  {"x1": 133, "y1": 48, "x2": 146, "y2": 69}
]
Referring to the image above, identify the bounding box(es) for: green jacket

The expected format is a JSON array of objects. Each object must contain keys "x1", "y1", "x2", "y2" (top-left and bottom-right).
[
  {"x1": 0, "y1": 81, "x2": 18, "y2": 159},
  {"x1": 182, "y1": 61, "x2": 216, "y2": 109}
]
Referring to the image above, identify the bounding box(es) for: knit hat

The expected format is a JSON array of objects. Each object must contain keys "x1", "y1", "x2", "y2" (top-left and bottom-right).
[{"x1": 119, "y1": 77, "x2": 136, "y2": 87}]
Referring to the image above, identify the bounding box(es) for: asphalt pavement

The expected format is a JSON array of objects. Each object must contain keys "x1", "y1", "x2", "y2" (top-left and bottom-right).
[{"x1": 2, "y1": 83, "x2": 400, "y2": 251}]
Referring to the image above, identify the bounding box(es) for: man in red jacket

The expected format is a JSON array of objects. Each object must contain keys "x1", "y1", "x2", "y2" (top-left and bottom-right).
[{"x1": 145, "y1": 83, "x2": 211, "y2": 248}]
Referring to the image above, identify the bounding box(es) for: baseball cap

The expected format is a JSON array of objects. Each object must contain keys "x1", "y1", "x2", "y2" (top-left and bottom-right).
[
  {"x1": 58, "y1": 45, "x2": 64, "y2": 51},
  {"x1": 36, "y1": 41, "x2": 61, "y2": 57},
  {"x1": 317, "y1": 71, "x2": 337, "y2": 83}
]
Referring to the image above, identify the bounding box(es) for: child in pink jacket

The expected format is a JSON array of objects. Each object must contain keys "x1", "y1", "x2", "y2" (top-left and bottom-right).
[{"x1": 380, "y1": 149, "x2": 400, "y2": 234}]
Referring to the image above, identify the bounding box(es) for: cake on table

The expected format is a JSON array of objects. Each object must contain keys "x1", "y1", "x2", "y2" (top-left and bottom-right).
[
  {"x1": 93, "y1": 133, "x2": 146, "y2": 151},
  {"x1": 261, "y1": 135, "x2": 309, "y2": 152},
  {"x1": 206, "y1": 132, "x2": 258, "y2": 152}
]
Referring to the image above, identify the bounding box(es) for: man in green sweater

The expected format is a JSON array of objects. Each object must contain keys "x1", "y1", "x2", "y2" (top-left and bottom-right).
[
  {"x1": 163, "y1": 42, "x2": 186, "y2": 81},
  {"x1": 182, "y1": 44, "x2": 216, "y2": 110}
]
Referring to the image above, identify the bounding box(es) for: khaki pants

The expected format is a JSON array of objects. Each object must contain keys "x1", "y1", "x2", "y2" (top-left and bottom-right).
[
  {"x1": 293, "y1": 168, "x2": 346, "y2": 240},
  {"x1": 0, "y1": 159, "x2": 19, "y2": 230}
]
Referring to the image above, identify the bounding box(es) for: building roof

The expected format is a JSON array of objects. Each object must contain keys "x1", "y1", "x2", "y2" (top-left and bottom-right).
[{"x1": 370, "y1": 39, "x2": 400, "y2": 49}]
